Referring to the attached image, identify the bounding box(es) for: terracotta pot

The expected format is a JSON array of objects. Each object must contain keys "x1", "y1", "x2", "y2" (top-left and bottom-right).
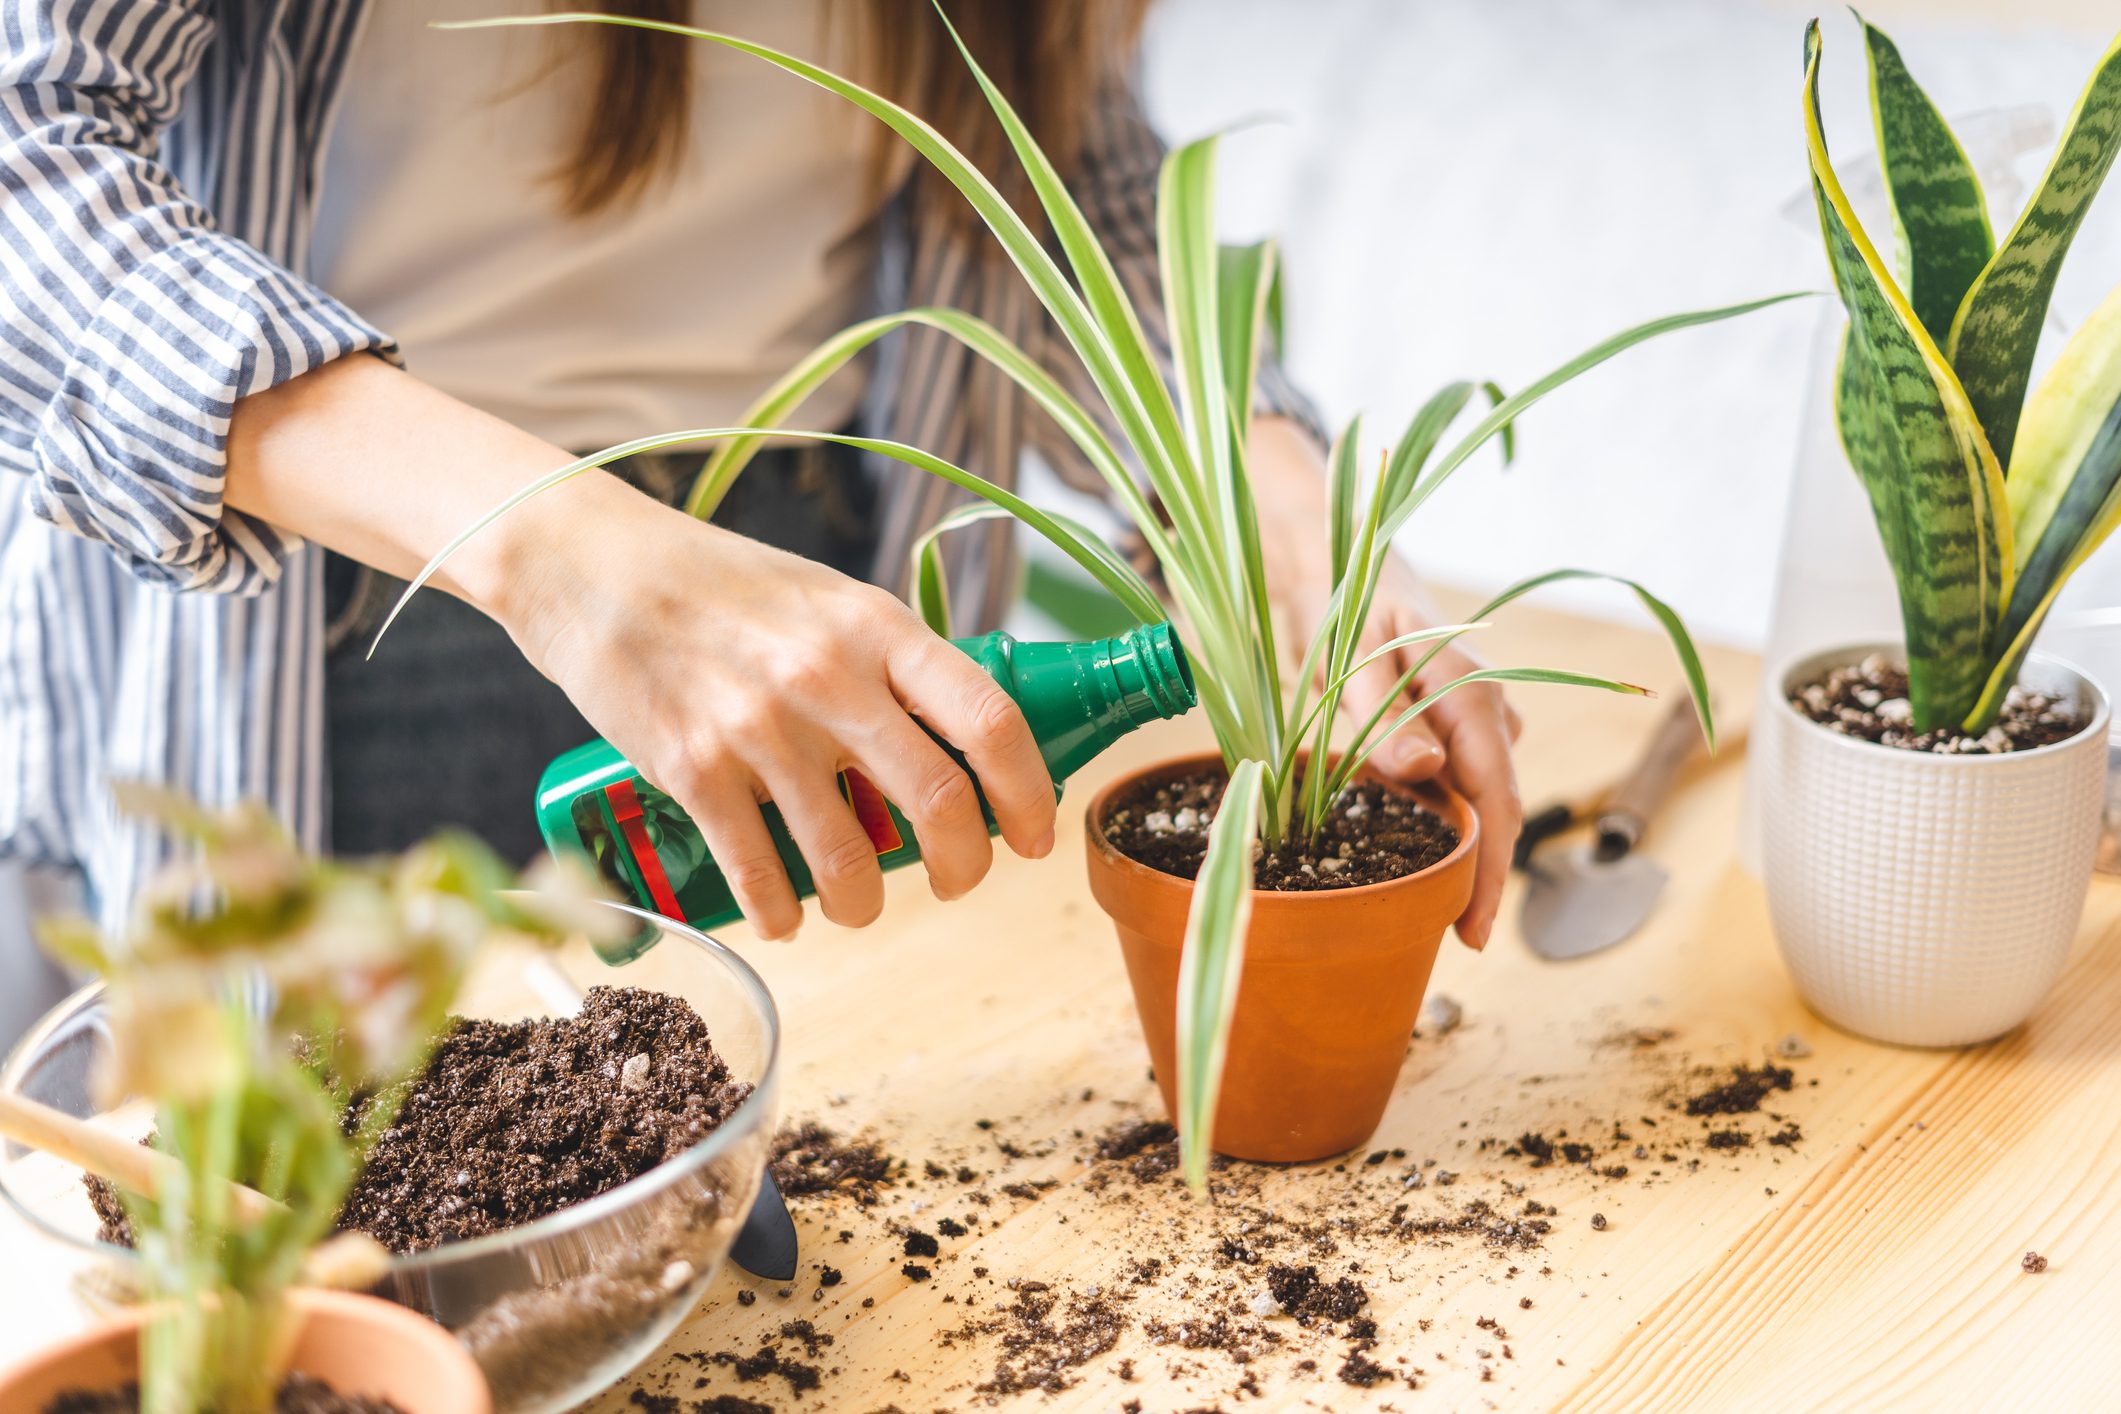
[
  {"x1": 1085, "y1": 752, "x2": 1478, "y2": 1162},
  {"x1": 0, "y1": 1289, "x2": 490, "y2": 1413}
]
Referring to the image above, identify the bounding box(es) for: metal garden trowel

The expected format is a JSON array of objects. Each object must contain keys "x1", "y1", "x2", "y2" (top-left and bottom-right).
[{"x1": 1515, "y1": 694, "x2": 1707, "y2": 961}]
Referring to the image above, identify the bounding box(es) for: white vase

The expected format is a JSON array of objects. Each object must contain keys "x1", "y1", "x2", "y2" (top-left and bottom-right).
[{"x1": 1760, "y1": 643, "x2": 2109, "y2": 1047}]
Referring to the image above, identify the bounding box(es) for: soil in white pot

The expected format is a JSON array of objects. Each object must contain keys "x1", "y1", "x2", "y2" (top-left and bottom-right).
[
  {"x1": 1789, "y1": 655, "x2": 2086, "y2": 755},
  {"x1": 45, "y1": 1375, "x2": 402, "y2": 1413},
  {"x1": 1101, "y1": 767, "x2": 1460, "y2": 888}
]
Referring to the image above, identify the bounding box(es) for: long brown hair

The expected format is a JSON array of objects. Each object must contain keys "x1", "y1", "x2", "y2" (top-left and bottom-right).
[{"x1": 549, "y1": 1, "x2": 1152, "y2": 221}]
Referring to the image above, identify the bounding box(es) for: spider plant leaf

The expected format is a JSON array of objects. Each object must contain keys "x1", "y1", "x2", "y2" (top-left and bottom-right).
[
  {"x1": 1806, "y1": 21, "x2": 2009, "y2": 729},
  {"x1": 1343, "y1": 668, "x2": 1652, "y2": 785},
  {"x1": 1481, "y1": 381, "x2": 1515, "y2": 466},
  {"x1": 450, "y1": 11, "x2": 1204, "y2": 551},
  {"x1": 1384, "y1": 383, "x2": 1477, "y2": 513},
  {"x1": 1860, "y1": 14, "x2": 1994, "y2": 344},
  {"x1": 372, "y1": 428, "x2": 1166, "y2": 655},
  {"x1": 909, "y1": 504, "x2": 1012, "y2": 636},
  {"x1": 1326, "y1": 417, "x2": 1363, "y2": 587},
  {"x1": 1398, "y1": 292, "x2": 1809, "y2": 534},
  {"x1": 1218, "y1": 240, "x2": 1279, "y2": 460},
  {"x1": 1161, "y1": 135, "x2": 1234, "y2": 506},
  {"x1": 1948, "y1": 29, "x2": 2121, "y2": 467},
  {"x1": 1175, "y1": 756, "x2": 1264, "y2": 1198}
]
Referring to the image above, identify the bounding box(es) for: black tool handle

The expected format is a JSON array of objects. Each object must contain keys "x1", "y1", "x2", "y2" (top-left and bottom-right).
[{"x1": 1593, "y1": 694, "x2": 1704, "y2": 860}]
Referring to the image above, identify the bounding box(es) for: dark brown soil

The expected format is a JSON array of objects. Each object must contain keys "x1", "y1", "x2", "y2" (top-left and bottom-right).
[
  {"x1": 1101, "y1": 767, "x2": 1459, "y2": 890},
  {"x1": 341, "y1": 987, "x2": 751, "y2": 1253},
  {"x1": 1684, "y1": 1064, "x2": 1794, "y2": 1117},
  {"x1": 1790, "y1": 655, "x2": 2084, "y2": 754},
  {"x1": 88, "y1": 987, "x2": 751, "y2": 1254},
  {"x1": 45, "y1": 1374, "x2": 402, "y2": 1413},
  {"x1": 946, "y1": 1280, "x2": 1128, "y2": 1394},
  {"x1": 768, "y1": 1122, "x2": 899, "y2": 1204}
]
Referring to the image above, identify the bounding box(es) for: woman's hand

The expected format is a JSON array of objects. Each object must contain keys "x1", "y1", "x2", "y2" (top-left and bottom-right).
[
  {"x1": 227, "y1": 355, "x2": 1057, "y2": 941},
  {"x1": 501, "y1": 483, "x2": 1060, "y2": 940},
  {"x1": 1249, "y1": 418, "x2": 1524, "y2": 950}
]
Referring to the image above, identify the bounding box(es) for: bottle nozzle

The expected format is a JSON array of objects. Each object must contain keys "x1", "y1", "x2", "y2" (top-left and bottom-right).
[{"x1": 1112, "y1": 622, "x2": 1196, "y2": 724}]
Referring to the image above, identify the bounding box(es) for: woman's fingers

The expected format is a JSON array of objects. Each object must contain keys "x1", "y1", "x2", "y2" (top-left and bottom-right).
[
  {"x1": 759, "y1": 757, "x2": 889, "y2": 929},
  {"x1": 1426, "y1": 683, "x2": 1523, "y2": 951},
  {"x1": 849, "y1": 717, "x2": 994, "y2": 902},
  {"x1": 888, "y1": 631, "x2": 1057, "y2": 860},
  {"x1": 667, "y1": 768, "x2": 804, "y2": 942},
  {"x1": 1347, "y1": 649, "x2": 1445, "y2": 782}
]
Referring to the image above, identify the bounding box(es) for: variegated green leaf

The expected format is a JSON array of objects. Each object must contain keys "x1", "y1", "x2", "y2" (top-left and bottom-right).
[
  {"x1": 1175, "y1": 757, "x2": 1264, "y2": 1198},
  {"x1": 1948, "y1": 30, "x2": 2121, "y2": 466},
  {"x1": 2002, "y1": 278, "x2": 2121, "y2": 586},
  {"x1": 1806, "y1": 22, "x2": 2010, "y2": 728},
  {"x1": 1861, "y1": 16, "x2": 1994, "y2": 345}
]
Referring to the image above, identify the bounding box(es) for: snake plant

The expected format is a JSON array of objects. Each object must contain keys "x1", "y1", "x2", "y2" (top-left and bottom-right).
[
  {"x1": 1806, "y1": 17, "x2": 2121, "y2": 732},
  {"x1": 401, "y1": 9, "x2": 1790, "y2": 1192}
]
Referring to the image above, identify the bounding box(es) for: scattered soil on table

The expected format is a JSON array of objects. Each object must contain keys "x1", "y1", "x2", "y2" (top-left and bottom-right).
[
  {"x1": 1789, "y1": 655, "x2": 2084, "y2": 754},
  {"x1": 768, "y1": 1121, "x2": 899, "y2": 1205},
  {"x1": 621, "y1": 1020, "x2": 1822, "y2": 1411},
  {"x1": 1101, "y1": 766, "x2": 1459, "y2": 889},
  {"x1": 946, "y1": 1280, "x2": 1129, "y2": 1394},
  {"x1": 44, "y1": 1375, "x2": 402, "y2": 1413}
]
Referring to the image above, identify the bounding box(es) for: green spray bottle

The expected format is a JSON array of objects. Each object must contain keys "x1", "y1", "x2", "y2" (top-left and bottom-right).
[{"x1": 536, "y1": 623, "x2": 1195, "y2": 942}]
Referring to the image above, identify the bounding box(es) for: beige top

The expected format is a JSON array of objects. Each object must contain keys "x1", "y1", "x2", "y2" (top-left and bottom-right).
[{"x1": 312, "y1": 0, "x2": 880, "y2": 451}]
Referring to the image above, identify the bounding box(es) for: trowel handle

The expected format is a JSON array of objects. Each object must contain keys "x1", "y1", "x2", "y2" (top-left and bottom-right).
[{"x1": 1593, "y1": 694, "x2": 1705, "y2": 858}]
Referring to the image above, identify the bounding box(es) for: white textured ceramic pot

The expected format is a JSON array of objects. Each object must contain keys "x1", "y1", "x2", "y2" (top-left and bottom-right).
[{"x1": 1761, "y1": 643, "x2": 2109, "y2": 1047}]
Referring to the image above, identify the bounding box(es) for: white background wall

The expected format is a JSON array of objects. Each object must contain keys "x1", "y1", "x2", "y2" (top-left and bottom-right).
[{"x1": 1137, "y1": 0, "x2": 2121, "y2": 649}]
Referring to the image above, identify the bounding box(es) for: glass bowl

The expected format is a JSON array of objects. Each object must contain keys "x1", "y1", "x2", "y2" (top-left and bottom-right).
[{"x1": 0, "y1": 902, "x2": 780, "y2": 1414}]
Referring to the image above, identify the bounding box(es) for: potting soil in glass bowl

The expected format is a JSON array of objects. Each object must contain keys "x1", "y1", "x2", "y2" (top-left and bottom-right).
[{"x1": 0, "y1": 901, "x2": 780, "y2": 1414}]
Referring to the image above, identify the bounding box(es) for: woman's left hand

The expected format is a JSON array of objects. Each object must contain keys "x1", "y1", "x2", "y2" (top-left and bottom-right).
[{"x1": 1249, "y1": 417, "x2": 1524, "y2": 951}]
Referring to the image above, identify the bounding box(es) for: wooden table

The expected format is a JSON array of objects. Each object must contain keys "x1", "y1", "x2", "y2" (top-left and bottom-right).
[{"x1": 8, "y1": 597, "x2": 2121, "y2": 1412}]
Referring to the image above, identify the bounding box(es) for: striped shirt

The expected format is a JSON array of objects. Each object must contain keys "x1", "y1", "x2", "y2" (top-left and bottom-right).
[{"x1": 0, "y1": 0, "x2": 1317, "y2": 930}]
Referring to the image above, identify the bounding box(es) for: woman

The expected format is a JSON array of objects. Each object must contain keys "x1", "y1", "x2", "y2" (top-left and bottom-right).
[{"x1": 0, "y1": 0, "x2": 1521, "y2": 948}]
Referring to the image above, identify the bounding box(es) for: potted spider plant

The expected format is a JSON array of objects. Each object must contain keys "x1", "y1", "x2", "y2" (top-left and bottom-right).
[
  {"x1": 0, "y1": 786, "x2": 611, "y2": 1413},
  {"x1": 1762, "y1": 18, "x2": 2121, "y2": 1047},
  {"x1": 411, "y1": 8, "x2": 1791, "y2": 1189}
]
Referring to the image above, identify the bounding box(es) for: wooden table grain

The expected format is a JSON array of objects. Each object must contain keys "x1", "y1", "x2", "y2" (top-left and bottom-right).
[{"x1": 7, "y1": 596, "x2": 2119, "y2": 1413}]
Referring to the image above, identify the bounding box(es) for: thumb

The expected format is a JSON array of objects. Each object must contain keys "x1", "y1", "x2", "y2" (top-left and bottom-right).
[
  {"x1": 1345, "y1": 656, "x2": 1444, "y2": 781},
  {"x1": 1371, "y1": 714, "x2": 1445, "y2": 782}
]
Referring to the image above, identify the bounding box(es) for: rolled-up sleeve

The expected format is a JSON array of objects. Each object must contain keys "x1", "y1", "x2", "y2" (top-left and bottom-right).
[
  {"x1": 1026, "y1": 73, "x2": 1329, "y2": 495},
  {"x1": 1, "y1": 0, "x2": 398, "y2": 594}
]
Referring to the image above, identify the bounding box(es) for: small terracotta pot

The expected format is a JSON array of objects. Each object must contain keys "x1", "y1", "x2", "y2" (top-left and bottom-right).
[
  {"x1": 0, "y1": 1289, "x2": 490, "y2": 1413},
  {"x1": 1085, "y1": 752, "x2": 1477, "y2": 1162}
]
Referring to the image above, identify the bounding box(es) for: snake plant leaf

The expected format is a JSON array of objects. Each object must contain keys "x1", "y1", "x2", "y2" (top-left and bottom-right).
[
  {"x1": 1948, "y1": 30, "x2": 2121, "y2": 467},
  {"x1": 1807, "y1": 23, "x2": 2010, "y2": 728},
  {"x1": 2002, "y1": 279, "x2": 2121, "y2": 587},
  {"x1": 1174, "y1": 757, "x2": 1264, "y2": 1198},
  {"x1": 1973, "y1": 387, "x2": 2121, "y2": 726},
  {"x1": 1860, "y1": 16, "x2": 1994, "y2": 345}
]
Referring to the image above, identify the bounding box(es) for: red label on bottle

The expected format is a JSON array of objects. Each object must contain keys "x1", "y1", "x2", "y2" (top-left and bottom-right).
[
  {"x1": 841, "y1": 770, "x2": 904, "y2": 853},
  {"x1": 604, "y1": 779, "x2": 686, "y2": 920}
]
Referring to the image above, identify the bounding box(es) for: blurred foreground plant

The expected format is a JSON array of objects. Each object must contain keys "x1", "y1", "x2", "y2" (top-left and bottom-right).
[{"x1": 37, "y1": 785, "x2": 620, "y2": 1414}]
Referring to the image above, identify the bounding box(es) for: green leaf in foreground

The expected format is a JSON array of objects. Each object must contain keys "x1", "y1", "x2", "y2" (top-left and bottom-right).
[{"x1": 1175, "y1": 757, "x2": 1264, "y2": 1198}]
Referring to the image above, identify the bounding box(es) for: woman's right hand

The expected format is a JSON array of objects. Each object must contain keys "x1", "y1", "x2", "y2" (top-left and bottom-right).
[{"x1": 493, "y1": 472, "x2": 1059, "y2": 940}]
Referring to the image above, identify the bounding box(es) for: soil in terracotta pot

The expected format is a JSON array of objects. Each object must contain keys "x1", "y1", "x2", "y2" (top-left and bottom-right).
[
  {"x1": 1102, "y1": 767, "x2": 1459, "y2": 889},
  {"x1": 88, "y1": 986, "x2": 752, "y2": 1252},
  {"x1": 1790, "y1": 655, "x2": 2084, "y2": 755},
  {"x1": 44, "y1": 1373, "x2": 403, "y2": 1413}
]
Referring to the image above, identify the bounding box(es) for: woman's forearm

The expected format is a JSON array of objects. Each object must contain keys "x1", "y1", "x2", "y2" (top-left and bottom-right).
[{"x1": 223, "y1": 351, "x2": 636, "y2": 648}]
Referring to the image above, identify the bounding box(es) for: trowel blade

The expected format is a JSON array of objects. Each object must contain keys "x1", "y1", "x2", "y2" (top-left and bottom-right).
[
  {"x1": 1519, "y1": 843, "x2": 1668, "y2": 961},
  {"x1": 729, "y1": 1168, "x2": 799, "y2": 1282}
]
